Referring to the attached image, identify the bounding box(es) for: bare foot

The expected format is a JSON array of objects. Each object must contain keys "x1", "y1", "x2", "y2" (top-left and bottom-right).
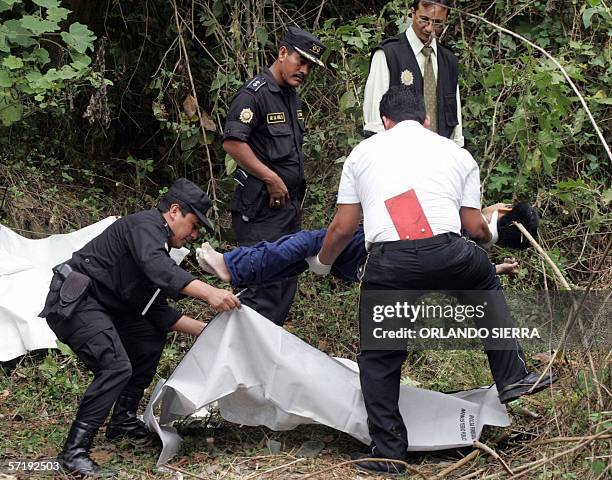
[
  {"x1": 196, "y1": 242, "x2": 231, "y2": 283},
  {"x1": 495, "y1": 258, "x2": 520, "y2": 276}
]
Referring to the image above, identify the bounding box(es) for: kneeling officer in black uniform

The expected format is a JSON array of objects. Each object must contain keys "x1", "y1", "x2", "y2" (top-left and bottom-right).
[{"x1": 39, "y1": 178, "x2": 240, "y2": 477}]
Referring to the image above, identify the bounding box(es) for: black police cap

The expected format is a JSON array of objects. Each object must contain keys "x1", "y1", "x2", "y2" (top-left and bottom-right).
[
  {"x1": 283, "y1": 26, "x2": 326, "y2": 67},
  {"x1": 166, "y1": 178, "x2": 214, "y2": 233}
]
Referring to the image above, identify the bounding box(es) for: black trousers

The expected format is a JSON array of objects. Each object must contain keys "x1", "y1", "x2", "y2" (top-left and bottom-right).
[
  {"x1": 358, "y1": 234, "x2": 529, "y2": 460},
  {"x1": 47, "y1": 296, "x2": 167, "y2": 428},
  {"x1": 232, "y1": 196, "x2": 302, "y2": 326}
]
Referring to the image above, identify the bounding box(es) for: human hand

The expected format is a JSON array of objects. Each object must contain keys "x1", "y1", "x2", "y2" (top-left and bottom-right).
[
  {"x1": 265, "y1": 174, "x2": 289, "y2": 208},
  {"x1": 306, "y1": 255, "x2": 332, "y2": 275},
  {"x1": 496, "y1": 258, "x2": 520, "y2": 276},
  {"x1": 206, "y1": 287, "x2": 241, "y2": 311}
]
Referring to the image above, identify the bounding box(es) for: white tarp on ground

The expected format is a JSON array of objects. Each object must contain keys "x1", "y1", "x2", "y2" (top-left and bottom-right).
[
  {"x1": 145, "y1": 306, "x2": 511, "y2": 466},
  {"x1": 0, "y1": 217, "x2": 192, "y2": 362},
  {"x1": 0, "y1": 218, "x2": 118, "y2": 361}
]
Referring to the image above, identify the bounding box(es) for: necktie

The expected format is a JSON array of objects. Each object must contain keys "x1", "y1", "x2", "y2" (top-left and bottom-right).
[{"x1": 421, "y1": 46, "x2": 437, "y2": 132}]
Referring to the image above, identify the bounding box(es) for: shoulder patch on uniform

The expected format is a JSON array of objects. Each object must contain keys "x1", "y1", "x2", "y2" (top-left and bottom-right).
[
  {"x1": 246, "y1": 76, "x2": 267, "y2": 92},
  {"x1": 239, "y1": 108, "x2": 254, "y2": 124},
  {"x1": 266, "y1": 112, "x2": 286, "y2": 124}
]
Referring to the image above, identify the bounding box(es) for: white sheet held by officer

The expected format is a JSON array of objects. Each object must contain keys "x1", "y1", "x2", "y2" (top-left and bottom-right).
[
  {"x1": 311, "y1": 86, "x2": 557, "y2": 475},
  {"x1": 39, "y1": 178, "x2": 240, "y2": 478}
]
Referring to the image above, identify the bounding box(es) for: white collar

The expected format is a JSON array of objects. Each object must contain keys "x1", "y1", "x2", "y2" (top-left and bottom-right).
[{"x1": 406, "y1": 24, "x2": 438, "y2": 56}]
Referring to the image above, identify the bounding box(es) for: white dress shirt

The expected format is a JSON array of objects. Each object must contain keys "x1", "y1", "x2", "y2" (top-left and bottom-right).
[
  {"x1": 363, "y1": 26, "x2": 464, "y2": 147},
  {"x1": 337, "y1": 120, "x2": 479, "y2": 247}
]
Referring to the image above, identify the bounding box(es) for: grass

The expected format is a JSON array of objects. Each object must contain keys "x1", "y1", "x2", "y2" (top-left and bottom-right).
[
  {"x1": 0, "y1": 171, "x2": 610, "y2": 479},
  {"x1": 2, "y1": 318, "x2": 610, "y2": 479}
]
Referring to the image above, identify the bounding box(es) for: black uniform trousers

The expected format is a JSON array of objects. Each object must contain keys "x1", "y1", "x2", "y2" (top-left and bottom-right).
[
  {"x1": 357, "y1": 234, "x2": 529, "y2": 460},
  {"x1": 47, "y1": 295, "x2": 167, "y2": 428},
  {"x1": 232, "y1": 194, "x2": 302, "y2": 326}
]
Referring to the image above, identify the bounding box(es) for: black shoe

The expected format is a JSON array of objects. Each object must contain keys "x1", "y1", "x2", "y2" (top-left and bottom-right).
[
  {"x1": 350, "y1": 452, "x2": 406, "y2": 476},
  {"x1": 498, "y1": 371, "x2": 559, "y2": 404},
  {"x1": 59, "y1": 421, "x2": 115, "y2": 478},
  {"x1": 105, "y1": 393, "x2": 150, "y2": 440}
]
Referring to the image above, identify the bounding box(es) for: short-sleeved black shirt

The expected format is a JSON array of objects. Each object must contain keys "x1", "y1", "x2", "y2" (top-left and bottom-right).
[
  {"x1": 223, "y1": 67, "x2": 306, "y2": 191},
  {"x1": 67, "y1": 209, "x2": 195, "y2": 332}
]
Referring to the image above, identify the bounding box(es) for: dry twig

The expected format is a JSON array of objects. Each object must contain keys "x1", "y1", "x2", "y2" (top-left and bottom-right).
[
  {"x1": 433, "y1": 450, "x2": 480, "y2": 479},
  {"x1": 301, "y1": 457, "x2": 430, "y2": 479},
  {"x1": 243, "y1": 458, "x2": 304, "y2": 479},
  {"x1": 474, "y1": 440, "x2": 514, "y2": 475}
]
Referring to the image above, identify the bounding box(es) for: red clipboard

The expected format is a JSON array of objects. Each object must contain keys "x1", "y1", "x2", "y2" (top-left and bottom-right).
[{"x1": 384, "y1": 189, "x2": 433, "y2": 239}]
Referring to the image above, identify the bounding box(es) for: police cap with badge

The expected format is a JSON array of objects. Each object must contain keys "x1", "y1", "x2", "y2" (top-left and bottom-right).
[
  {"x1": 164, "y1": 178, "x2": 214, "y2": 233},
  {"x1": 282, "y1": 26, "x2": 326, "y2": 67}
]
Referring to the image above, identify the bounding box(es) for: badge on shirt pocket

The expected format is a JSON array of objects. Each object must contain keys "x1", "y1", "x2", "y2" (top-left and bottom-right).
[{"x1": 267, "y1": 112, "x2": 286, "y2": 124}]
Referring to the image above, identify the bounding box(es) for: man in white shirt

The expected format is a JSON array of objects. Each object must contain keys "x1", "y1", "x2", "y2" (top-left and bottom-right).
[
  {"x1": 363, "y1": 0, "x2": 464, "y2": 146},
  {"x1": 312, "y1": 86, "x2": 556, "y2": 475}
]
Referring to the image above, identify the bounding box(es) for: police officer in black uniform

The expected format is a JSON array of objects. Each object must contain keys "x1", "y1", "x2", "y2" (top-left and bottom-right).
[
  {"x1": 223, "y1": 27, "x2": 326, "y2": 326},
  {"x1": 39, "y1": 178, "x2": 240, "y2": 477}
]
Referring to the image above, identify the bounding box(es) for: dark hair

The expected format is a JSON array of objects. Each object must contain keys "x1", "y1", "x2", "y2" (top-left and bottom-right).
[
  {"x1": 379, "y1": 85, "x2": 426, "y2": 125},
  {"x1": 412, "y1": 0, "x2": 453, "y2": 10},
  {"x1": 158, "y1": 194, "x2": 190, "y2": 215},
  {"x1": 279, "y1": 41, "x2": 296, "y2": 55},
  {"x1": 497, "y1": 202, "x2": 539, "y2": 249}
]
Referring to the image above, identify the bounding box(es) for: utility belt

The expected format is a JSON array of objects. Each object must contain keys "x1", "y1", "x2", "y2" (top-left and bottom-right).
[
  {"x1": 38, "y1": 262, "x2": 91, "y2": 320},
  {"x1": 230, "y1": 168, "x2": 305, "y2": 222},
  {"x1": 369, "y1": 232, "x2": 458, "y2": 254}
]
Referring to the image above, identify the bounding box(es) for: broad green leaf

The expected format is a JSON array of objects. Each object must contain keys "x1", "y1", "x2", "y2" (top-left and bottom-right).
[
  {"x1": 20, "y1": 15, "x2": 59, "y2": 35},
  {"x1": 2, "y1": 55, "x2": 23, "y2": 69},
  {"x1": 47, "y1": 6, "x2": 71, "y2": 23},
  {"x1": 0, "y1": 25, "x2": 9, "y2": 52},
  {"x1": 33, "y1": 0, "x2": 60, "y2": 7},
  {"x1": 69, "y1": 51, "x2": 92, "y2": 67},
  {"x1": 225, "y1": 153, "x2": 237, "y2": 175},
  {"x1": 0, "y1": 69, "x2": 14, "y2": 87},
  {"x1": 582, "y1": 7, "x2": 597, "y2": 28},
  {"x1": 255, "y1": 26, "x2": 268, "y2": 48},
  {"x1": 592, "y1": 90, "x2": 612, "y2": 105},
  {"x1": 24, "y1": 47, "x2": 50, "y2": 66},
  {"x1": 5, "y1": 19, "x2": 36, "y2": 48},
  {"x1": 56, "y1": 65, "x2": 79, "y2": 79},
  {"x1": 483, "y1": 65, "x2": 502, "y2": 87},
  {"x1": 0, "y1": 97, "x2": 23, "y2": 125},
  {"x1": 339, "y1": 90, "x2": 356, "y2": 113},
  {"x1": 60, "y1": 22, "x2": 96, "y2": 53},
  {"x1": 0, "y1": 0, "x2": 20, "y2": 13}
]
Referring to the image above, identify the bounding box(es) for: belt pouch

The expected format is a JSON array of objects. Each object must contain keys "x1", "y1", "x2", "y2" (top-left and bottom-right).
[{"x1": 56, "y1": 271, "x2": 91, "y2": 320}]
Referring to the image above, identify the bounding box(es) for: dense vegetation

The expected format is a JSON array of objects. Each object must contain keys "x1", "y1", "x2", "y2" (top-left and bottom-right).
[{"x1": 1, "y1": 0, "x2": 610, "y2": 478}]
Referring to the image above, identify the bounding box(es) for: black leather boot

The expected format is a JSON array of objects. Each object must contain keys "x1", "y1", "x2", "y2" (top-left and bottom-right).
[
  {"x1": 58, "y1": 421, "x2": 115, "y2": 478},
  {"x1": 105, "y1": 393, "x2": 149, "y2": 440}
]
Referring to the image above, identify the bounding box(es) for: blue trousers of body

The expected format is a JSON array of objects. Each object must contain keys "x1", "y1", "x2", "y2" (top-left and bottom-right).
[{"x1": 224, "y1": 227, "x2": 366, "y2": 287}]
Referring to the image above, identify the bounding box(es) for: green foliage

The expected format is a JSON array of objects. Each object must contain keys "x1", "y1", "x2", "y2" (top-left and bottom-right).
[{"x1": 0, "y1": 0, "x2": 96, "y2": 125}]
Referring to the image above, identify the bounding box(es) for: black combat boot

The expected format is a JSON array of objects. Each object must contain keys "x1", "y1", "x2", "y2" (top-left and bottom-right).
[
  {"x1": 105, "y1": 393, "x2": 149, "y2": 440},
  {"x1": 58, "y1": 420, "x2": 115, "y2": 477}
]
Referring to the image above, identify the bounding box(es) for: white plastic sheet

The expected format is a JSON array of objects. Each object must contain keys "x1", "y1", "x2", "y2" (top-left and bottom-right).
[
  {"x1": 0, "y1": 218, "x2": 188, "y2": 361},
  {"x1": 145, "y1": 306, "x2": 510, "y2": 466},
  {"x1": 0, "y1": 218, "x2": 117, "y2": 361}
]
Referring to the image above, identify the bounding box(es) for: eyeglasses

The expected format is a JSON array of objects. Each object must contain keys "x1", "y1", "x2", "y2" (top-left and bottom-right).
[{"x1": 416, "y1": 15, "x2": 446, "y2": 29}]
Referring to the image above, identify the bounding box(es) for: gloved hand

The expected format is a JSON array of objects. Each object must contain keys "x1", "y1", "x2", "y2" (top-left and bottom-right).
[
  {"x1": 306, "y1": 254, "x2": 332, "y2": 275},
  {"x1": 481, "y1": 209, "x2": 499, "y2": 249}
]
